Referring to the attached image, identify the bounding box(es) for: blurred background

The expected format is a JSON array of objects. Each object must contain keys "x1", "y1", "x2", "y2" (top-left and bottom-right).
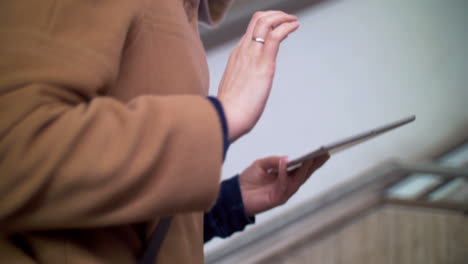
[{"x1": 201, "y1": 0, "x2": 468, "y2": 263}]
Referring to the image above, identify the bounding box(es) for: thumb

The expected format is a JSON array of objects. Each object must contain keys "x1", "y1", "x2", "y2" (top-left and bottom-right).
[{"x1": 255, "y1": 156, "x2": 283, "y2": 171}]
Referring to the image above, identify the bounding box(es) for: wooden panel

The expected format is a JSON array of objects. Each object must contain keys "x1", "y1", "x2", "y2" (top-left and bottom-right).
[
  {"x1": 205, "y1": 163, "x2": 404, "y2": 264},
  {"x1": 263, "y1": 205, "x2": 468, "y2": 264}
]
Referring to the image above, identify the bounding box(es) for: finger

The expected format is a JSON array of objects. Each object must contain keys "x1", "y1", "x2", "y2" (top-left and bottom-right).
[
  {"x1": 277, "y1": 156, "x2": 289, "y2": 197},
  {"x1": 289, "y1": 160, "x2": 313, "y2": 190},
  {"x1": 308, "y1": 153, "x2": 330, "y2": 173},
  {"x1": 300, "y1": 155, "x2": 328, "y2": 178},
  {"x1": 245, "y1": 11, "x2": 287, "y2": 40},
  {"x1": 287, "y1": 154, "x2": 329, "y2": 194},
  {"x1": 255, "y1": 156, "x2": 282, "y2": 171},
  {"x1": 250, "y1": 13, "x2": 298, "y2": 52},
  {"x1": 287, "y1": 153, "x2": 329, "y2": 174},
  {"x1": 262, "y1": 20, "x2": 300, "y2": 61},
  {"x1": 244, "y1": 11, "x2": 266, "y2": 38},
  {"x1": 242, "y1": 11, "x2": 281, "y2": 49}
]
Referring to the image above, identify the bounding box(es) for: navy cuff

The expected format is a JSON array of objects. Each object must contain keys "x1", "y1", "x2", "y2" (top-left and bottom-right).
[
  {"x1": 204, "y1": 175, "x2": 255, "y2": 242},
  {"x1": 207, "y1": 96, "x2": 230, "y2": 160}
]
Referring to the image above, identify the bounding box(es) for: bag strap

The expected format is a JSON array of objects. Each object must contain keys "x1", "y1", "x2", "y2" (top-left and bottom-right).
[{"x1": 138, "y1": 217, "x2": 172, "y2": 264}]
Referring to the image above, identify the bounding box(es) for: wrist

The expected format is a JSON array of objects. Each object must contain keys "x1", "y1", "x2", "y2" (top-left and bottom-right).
[
  {"x1": 238, "y1": 177, "x2": 256, "y2": 217},
  {"x1": 207, "y1": 96, "x2": 231, "y2": 159},
  {"x1": 217, "y1": 96, "x2": 247, "y2": 143}
]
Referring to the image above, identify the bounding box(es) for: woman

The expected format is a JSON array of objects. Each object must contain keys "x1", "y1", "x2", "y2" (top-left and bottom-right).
[{"x1": 0, "y1": 0, "x2": 327, "y2": 263}]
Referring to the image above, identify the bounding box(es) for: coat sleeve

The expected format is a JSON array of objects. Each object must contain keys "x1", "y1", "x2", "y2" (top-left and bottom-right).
[
  {"x1": 204, "y1": 176, "x2": 255, "y2": 242},
  {"x1": 0, "y1": 0, "x2": 223, "y2": 232}
]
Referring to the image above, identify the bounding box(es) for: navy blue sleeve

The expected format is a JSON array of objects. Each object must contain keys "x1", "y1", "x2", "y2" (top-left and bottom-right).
[
  {"x1": 204, "y1": 175, "x2": 255, "y2": 243},
  {"x1": 207, "y1": 96, "x2": 230, "y2": 160}
]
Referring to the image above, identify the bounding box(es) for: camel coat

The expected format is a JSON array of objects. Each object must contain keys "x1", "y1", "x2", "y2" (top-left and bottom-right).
[{"x1": 0, "y1": 0, "x2": 233, "y2": 263}]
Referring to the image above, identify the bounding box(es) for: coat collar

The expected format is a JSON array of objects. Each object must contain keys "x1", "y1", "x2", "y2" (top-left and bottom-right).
[{"x1": 198, "y1": 0, "x2": 233, "y2": 26}]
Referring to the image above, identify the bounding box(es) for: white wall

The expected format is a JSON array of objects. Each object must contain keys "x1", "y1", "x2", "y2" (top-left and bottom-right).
[{"x1": 204, "y1": 0, "x2": 468, "y2": 252}]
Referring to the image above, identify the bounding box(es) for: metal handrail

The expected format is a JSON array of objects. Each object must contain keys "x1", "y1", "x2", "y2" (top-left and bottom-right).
[{"x1": 205, "y1": 161, "x2": 468, "y2": 264}]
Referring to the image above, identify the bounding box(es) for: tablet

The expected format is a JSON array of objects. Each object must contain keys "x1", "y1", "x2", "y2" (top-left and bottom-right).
[{"x1": 283, "y1": 115, "x2": 416, "y2": 172}]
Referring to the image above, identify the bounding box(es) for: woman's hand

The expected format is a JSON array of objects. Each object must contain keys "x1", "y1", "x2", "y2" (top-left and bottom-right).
[
  {"x1": 239, "y1": 154, "x2": 329, "y2": 217},
  {"x1": 217, "y1": 11, "x2": 300, "y2": 142}
]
